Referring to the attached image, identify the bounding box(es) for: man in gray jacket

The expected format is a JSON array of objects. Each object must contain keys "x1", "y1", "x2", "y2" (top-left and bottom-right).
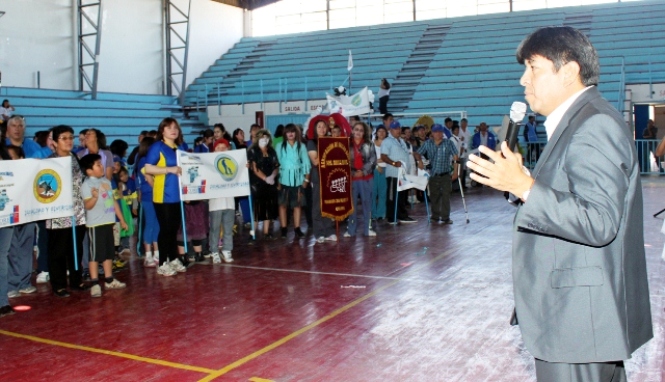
[{"x1": 467, "y1": 26, "x2": 652, "y2": 381}]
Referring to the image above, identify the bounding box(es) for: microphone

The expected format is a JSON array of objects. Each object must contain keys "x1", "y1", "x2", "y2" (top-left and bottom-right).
[
  {"x1": 505, "y1": 101, "x2": 528, "y2": 152},
  {"x1": 503, "y1": 101, "x2": 527, "y2": 204}
]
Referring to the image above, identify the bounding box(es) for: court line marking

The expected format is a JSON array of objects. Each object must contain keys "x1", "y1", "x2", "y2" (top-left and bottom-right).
[
  {"x1": 248, "y1": 378, "x2": 275, "y2": 382},
  {"x1": 221, "y1": 264, "x2": 442, "y2": 284},
  {"x1": 199, "y1": 248, "x2": 455, "y2": 381},
  {"x1": 0, "y1": 329, "x2": 216, "y2": 375}
]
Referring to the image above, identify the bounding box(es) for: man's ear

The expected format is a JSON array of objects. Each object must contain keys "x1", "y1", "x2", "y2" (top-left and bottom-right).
[{"x1": 562, "y1": 61, "x2": 582, "y2": 86}]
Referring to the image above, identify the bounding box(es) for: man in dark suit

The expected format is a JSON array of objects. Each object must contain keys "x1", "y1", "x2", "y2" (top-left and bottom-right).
[{"x1": 467, "y1": 26, "x2": 652, "y2": 381}]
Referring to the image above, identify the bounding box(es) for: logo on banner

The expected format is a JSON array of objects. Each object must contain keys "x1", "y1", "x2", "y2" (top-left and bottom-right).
[
  {"x1": 215, "y1": 154, "x2": 239, "y2": 181},
  {"x1": 351, "y1": 94, "x2": 362, "y2": 107},
  {"x1": 328, "y1": 169, "x2": 348, "y2": 193},
  {"x1": 33, "y1": 170, "x2": 62, "y2": 203}
]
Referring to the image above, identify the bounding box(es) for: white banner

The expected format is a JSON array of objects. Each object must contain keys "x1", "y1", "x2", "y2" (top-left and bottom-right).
[
  {"x1": 397, "y1": 167, "x2": 429, "y2": 192},
  {"x1": 326, "y1": 87, "x2": 370, "y2": 117},
  {"x1": 0, "y1": 156, "x2": 73, "y2": 228},
  {"x1": 177, "y1": 150, "x2": 250, "y2": 201}
]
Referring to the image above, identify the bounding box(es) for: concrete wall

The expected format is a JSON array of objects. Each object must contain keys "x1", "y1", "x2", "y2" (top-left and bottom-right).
[{"x1": 0, "y1": 0, "x2": 243, "y2": 94}]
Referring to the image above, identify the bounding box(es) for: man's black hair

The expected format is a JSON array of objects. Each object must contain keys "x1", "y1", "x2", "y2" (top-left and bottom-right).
[
  {"x1": 516, "y1": 26, "x2": 599, "y2": 86},
  {"x1": 382, "y1": 113, "x2": 393, "y2": 122}
]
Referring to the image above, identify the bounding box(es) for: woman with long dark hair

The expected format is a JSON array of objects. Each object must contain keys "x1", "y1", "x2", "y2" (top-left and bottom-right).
[
  {"x1": 307, "y1": 120, "x2": 337, "y2": 243},
  {"x1": 275, "y1": 124, "x2": 310, "y2": 239},
  {"x1": 143, "y1": 118, "x2": 185, "y2": 276}
]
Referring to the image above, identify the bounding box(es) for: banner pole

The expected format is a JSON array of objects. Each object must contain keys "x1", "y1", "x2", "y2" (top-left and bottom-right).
[
  {"x1": 180, "y1": 200, "x2": 188, "y2": 254},
  {"x1": 137, "y1": 203, "x2": 144, "y2": 256},
  {"x1": 71, "y1": 216, "x2": 78, "y2": 271},
  {"x1": 248, "y1": 193, "x2": 256, "y2": 240},
  {"x1": 425, "y1": 185, "x2": 431, "y2": 224},
  {"x1": 394, "y1": 181, "x2": 399, "y2": 223}
]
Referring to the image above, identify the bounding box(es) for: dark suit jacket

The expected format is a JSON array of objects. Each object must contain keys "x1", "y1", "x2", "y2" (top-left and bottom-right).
[{"x1": 512, "y1": 87, "x2": 653, "y2": 363}]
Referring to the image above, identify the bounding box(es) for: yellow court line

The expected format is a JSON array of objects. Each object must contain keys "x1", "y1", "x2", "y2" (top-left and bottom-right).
[
  {"x1": 0, "y1": 329, "x2": 216, "y2": 375},
  {"x1": 248, "y1": 378, "x2": 275, "y2": 382},
  {"x1": 199, "y1": 248, "x2": 455, "y2": 381}
]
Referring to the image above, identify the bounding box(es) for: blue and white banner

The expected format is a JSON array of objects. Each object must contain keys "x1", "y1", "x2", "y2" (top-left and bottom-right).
[
  {"x1": 397, "y1": 167, "x2": 429, "y2": 192},
  {"x1": 177, "y1": 150, "x2": 250, "y2": 201},
  {"x1": 326, "y1": 87, "x2": 371, "y2": 117},
  {"x1": 0, "y1": 156, "x2": 73, "y2": 228}
]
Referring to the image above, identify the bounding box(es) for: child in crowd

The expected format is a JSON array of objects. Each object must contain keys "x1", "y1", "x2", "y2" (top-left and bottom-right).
[
  {"x1": 117, "y1": 167, "x2": 136, "y2": 255},
  {"x1": 177, "y1": 200, "x2": 209, "y2": 265},
  {"x1": 80, "y1": 154, "x2": 129, "y2": 298},
  {"x1": 331, "y1": 126, "x2": 342, "y2": 138},
  {"x1": 208, "y1": 138, "x2": 236, "y2": 263}
]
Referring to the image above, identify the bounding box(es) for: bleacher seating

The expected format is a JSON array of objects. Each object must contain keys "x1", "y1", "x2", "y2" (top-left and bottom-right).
[
  {"x1": 0, "y1": 87, "x2": 203, "y2": 153},
  {"x1": 186, "y1": 0, "x2": 665, "y2": 129}
]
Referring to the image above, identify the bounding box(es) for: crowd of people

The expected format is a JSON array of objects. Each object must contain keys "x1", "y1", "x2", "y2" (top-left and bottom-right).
[{"x1": 0, "y1": 108, "x2": 500, "y2": 316}]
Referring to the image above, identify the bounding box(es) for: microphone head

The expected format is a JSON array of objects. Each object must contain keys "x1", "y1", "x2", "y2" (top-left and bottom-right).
[{"x1": 510, "y1": 101, "x2": 527, "y2": 123}]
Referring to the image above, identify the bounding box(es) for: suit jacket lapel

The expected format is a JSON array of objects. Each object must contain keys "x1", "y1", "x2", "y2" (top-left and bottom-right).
[{"x1": 530, "y1": 87, "x2": 601, "y2": 178}]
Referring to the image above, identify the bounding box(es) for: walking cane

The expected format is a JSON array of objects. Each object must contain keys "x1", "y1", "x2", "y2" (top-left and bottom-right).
[{"x1": 456, "y1": 162, "x2": 469, "y2": 224}]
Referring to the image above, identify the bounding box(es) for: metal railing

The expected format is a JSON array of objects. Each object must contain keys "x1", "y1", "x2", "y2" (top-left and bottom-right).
[{"x1": 519, "y1": 139, "x2": 663, "y2": 175}]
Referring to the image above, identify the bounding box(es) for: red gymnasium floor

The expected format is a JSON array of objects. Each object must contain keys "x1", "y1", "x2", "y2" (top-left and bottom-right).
[{"x1": 0, "y1": 180, "x2": 663, "y2": 382}]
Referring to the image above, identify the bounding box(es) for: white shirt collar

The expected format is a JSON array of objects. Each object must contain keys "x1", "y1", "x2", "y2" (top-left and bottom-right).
[{"x1": 544, "y1": 86, "x2": 592, "y2": 140}]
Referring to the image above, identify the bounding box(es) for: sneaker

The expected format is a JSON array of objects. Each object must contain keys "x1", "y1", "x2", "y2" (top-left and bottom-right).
[
  {"x1": 113, "y1": 258, "x2": 127, "y2": 269},
  {"x1": 316, "y1": 236, "x2": 325, "y2": 243},
  {"x1": 203, "y1": 251, "x2": 212, "y2": 259},
  {"x1": 0, "y1": 305, "x2": 15, "y2": 317},
  {"x1": 343, "y1": 231, "x2": 351, "y2": 238},
  {"x1": 211, "y1": 253, "x2": 222, "y2": 264},
  {"x1": 54, "y1": 289, "x2": 70, "y2": 298},
  {"x1": 105, "y1": 279, "x2": 127, "y2": 289},
  {"x1": 194, "y1": 253, "x2": 206, "y2": 263},
  {"x1": 19, "y1": 285, "x2": 37, "y2": 294},
  {"x1": 90, "y1": 284, "x2": 102, "y2": 298},
  {"x1": 169, "y1": 258, "x2": 187, "y2": 273},
  {"x1": 221, "y1": 250, "x2": 233, "y2": 263},
  {"x1": 324, "y1": 234, "x2": 337, "y2": 242},
  {"x1": 294, "y1": 227, "x2": 304, "y2": 238},
  {"x1": 366, "y1": 230, "x2": 377, "y2": 237},
  {"x1": 157, "y1": 263, "x2": 177, "y2": 276},
  {"x1": 36, "y1": 271, "x2": 50, "y2": 284},
  {"x1": 442, "y1": 219, "x2": 453, "y2": 224},
  {"x1": 187, "y1": 254, "x2": 196, "y2": 262},
  {"x1": 144, "y1": 255, "x2": 157, "y2": 268},
  {"x1": 399, "y1": 217, "x2": 417, "y2": 224},
  {"x1": 387, "y1": 220, "x2": 398, "y2": 225},
  {"x1": 7, "y1": 290, "x2": 19, "y2": 298}
]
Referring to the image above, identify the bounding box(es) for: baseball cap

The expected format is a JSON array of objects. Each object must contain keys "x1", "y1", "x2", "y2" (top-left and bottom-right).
[
  {"x1": 431, "y1": 124, "x2": 445, "y2": 133},
  {"x1": 389, "y1": 120, "x2": 401, "y2": 129}
]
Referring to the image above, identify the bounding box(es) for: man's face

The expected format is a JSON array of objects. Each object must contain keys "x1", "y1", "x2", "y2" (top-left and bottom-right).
[
  {"x1": 383, "y1": 116, "x2": 394, "y2": 127},
  {"x1": 460, "y1": 120, "x2": 468, "y2": 129},
  {"x1": 389, "y1": 128, "x2": 401, "y2": 139},
  {"x1": 79, "y1": 133, "x2": 86, "y2": 147},
  {"x1": 431, "y1": 131, "x2": 444, "y2": 141},
  {"x1": 479, "y1": 123, "x2": 488, "y2": 133},
  {"x1": 403, "y1": 129, "x2": 411, "y2": 139},
  {"x1": 520, "y1": 55, "x2": 571, "y2": 117},
  {"x1": 6, "y1": 120, "x2": 25, "y2": 142}
]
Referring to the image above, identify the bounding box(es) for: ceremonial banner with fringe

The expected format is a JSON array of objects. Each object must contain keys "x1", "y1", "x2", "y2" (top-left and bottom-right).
[
  {"x1": 318, "y1": 137, "x2": 353, "y2": 220},
  {"x1": 0, "y1": 156, "x2": 73, "y2": 227}
]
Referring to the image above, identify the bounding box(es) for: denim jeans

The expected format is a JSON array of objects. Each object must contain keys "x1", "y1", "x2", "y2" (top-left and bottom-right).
[
  {"x1": 372, "y1": 168, "x2": 387, "y2": 219},
  {"x1": 0, "y1": 226, "x2": 14, "y2": 306},
  {"x1": 347, "y1": 178, "x2": 373, "y2": 236},
  {"x1": 8, "y1": 222, "x2": 35, "y2": 292}
]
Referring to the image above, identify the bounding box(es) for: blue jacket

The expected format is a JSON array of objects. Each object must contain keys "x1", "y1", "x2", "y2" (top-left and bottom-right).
[{"x1": 472, "y1": 131, "x2": 497, "y2": 151}]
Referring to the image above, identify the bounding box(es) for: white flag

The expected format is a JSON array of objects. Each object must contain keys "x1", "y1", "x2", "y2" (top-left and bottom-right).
[
  {"x1": 397, "y1": 167, "x2": 429, "y2": 192},
  {"x1": 347, "y1": 50, "x2": 353, "y2": 71}
]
